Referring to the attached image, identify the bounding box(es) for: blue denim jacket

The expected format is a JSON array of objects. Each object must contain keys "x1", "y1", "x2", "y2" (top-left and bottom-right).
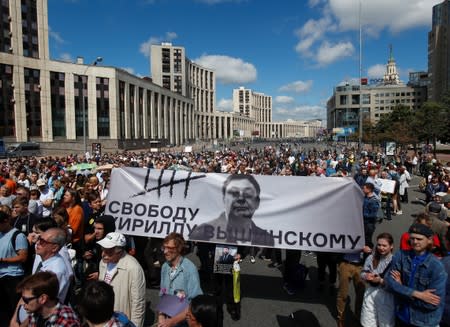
[
  {"x1": 160, "y1": 256, "x2": 203, "y2": 301},
  {"x1": 385, "y1": 250, "x2": 447, "y2": 327},
  {"x1": 363, "y1": 195, "x2": 380, "y2": 221}
]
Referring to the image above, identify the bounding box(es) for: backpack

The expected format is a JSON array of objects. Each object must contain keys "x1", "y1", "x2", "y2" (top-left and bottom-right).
[{"x1": 10, "y1": 229, "x2": 25, "y2": 251}]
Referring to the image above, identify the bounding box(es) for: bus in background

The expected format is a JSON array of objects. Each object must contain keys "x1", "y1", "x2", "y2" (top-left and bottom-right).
[{"x1": 6, "y1": 142, "x2": 40, "y2": 157}]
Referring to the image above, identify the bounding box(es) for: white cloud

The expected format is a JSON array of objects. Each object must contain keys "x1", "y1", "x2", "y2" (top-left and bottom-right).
[
  {"x1": 294, "y1": 0, "x2": 440, "y2": 66},
  {"x1": 308, "y1": 0, "x2": 325, "y2": 8},
  {"x1": 195, "y1": 0, "x2": 245, "y2": 4},
  {"x1": 49, "y1": 26, "x2": 65, "y2": 44},
  {"x1": 217, "y1": 98, "x2": 233, "y2": 111},
  {"x1": 59, "y1": 53, "x2": 73, "y2": 62},
  {"x1": 275, "y1": 96, "x2": 295, "y2": 104},
  {"x1": 121, "y1": 67, "x2": 144, "y2": 78},
  {"x1": 367, "y1": 64, "x2": 386, "y2": 78},
  {"x1": 329, "y1": 0, "x2": 442, "y2": 34},
  {"x1": 279, "y1": 80, "x2": 313, "y2": 93},
  {"x1": 316, "y1": 41, "x2": 354, "y2": 66},
  {"x1": 294, "y1": 14, "x2": 335, "y2": 57},
  {"x1": 274, "y1": 105, "x2": 326, "y2": 121},
  {"x1": 139, "y1": 32, "x2": 178, "y2": 57},
  {"x1": 194, "y1": 55, "x2": 257, "y2": 84},
  {"x1": 337, "y1": 77, "x2": 360, "y2": 86},
  {"x1": 122, "y1": 67, "x2": 136, "y2": 75}
]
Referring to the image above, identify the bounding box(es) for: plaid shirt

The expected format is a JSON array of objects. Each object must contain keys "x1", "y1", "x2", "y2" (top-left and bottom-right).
[{"x1": 29, "y1": 302, "x2": 80, "y2": 327}]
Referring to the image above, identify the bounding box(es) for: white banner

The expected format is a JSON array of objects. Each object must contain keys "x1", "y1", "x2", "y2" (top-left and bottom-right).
[{"x1": 105, "y1": 168, "x2": 365, "y2": 253}]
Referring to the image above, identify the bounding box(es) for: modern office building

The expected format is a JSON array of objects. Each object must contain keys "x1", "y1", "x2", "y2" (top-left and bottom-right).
[
  {"x1": 0, "y1": 0, "x2": 320, "y2": 154},
  {"x1": 0, "y1": 0, "x2": 201, "y2": 153},
  {"x1": 232, "y1": 87, "x2": 272, "y2": 137},
  {"x1": 428, "y1": 0, "x2": 450, "y2": 101},
  {"x1": 327, "y1": 48, "x2": 427, "y2": 131},
  {"x1": 151, "y1": 43, "x2": 321, "y2": 140}
]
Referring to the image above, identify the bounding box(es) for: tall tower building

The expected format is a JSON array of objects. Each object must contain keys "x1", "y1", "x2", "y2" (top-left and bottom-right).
[
  {"x1": 383, "y1": 45, "x2": 400, "y2": 85},
  {"x1": 150, "y1": 43, "x2": 216, "y2": 114},
  {"x1": 428, "y1": 0, "x2": 450, "y2": 101},
  {"x1": 232, "y1": 87, "x2": 272, "y2": 123}
]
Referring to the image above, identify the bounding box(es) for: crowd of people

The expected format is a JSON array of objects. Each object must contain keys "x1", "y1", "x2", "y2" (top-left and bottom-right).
[{"x1": 0, "y1": 142, "x2": 449, "y2": 327}]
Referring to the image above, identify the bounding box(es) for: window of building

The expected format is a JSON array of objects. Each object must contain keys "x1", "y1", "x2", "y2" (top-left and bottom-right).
[
  {"x1": 24, "y1": 67, "x2": 41, "y2": 137},
  {"x1": 0, "y1": 63, "x2": 14, "y2": 136},
  {"x1": 21, "y1": 0, "x2": 39, "y2": 58},
  {"x1": 352, "y1": 94, "x2": 360, "y2": 105},
  {"x1": 74, "y1": 74, "x2": 88, "y2": 138},
  {"x1": 50, "y1": 71, "x2": 65, "y2": 137},
  {"x1": 96, "y1": 77, "x2": 110, "y2": 137},
  {"x1": 162, "y1": 75, "x2": 171, "y2": 90}
]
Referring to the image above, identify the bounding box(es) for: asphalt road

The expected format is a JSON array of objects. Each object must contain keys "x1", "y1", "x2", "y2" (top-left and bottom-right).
[{"x1": 144, "y1": 174, "x2": 429, "y2": 327}]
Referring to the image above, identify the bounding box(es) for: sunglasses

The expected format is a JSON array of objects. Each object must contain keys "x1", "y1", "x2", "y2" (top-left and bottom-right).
[
  {"x1": 36, "y1": 235, "x2": 57, "y2": 246},
  {"x1": 22, "y1": 295, "x2": 39, "y2": 304}
]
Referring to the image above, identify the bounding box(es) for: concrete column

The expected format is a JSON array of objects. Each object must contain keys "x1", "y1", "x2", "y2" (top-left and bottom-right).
[
  {"x1": 88, "y1": 75, "x2": 97, "y2": 140},
  {"x1": 142, "y1": 89, "x2": 148, "y2": 138},
  {"x1": 124, "y1": 82, "x2": 130, "y2": 139},
  {"x1": 168, "y1": 98, "x2": 174, "y2": 144},
  {"x1": 181, "y1": 103, "x2": 186, "y2": 143},
  {"x1": 65, "y1": 73, "x2": 76, "y2": 140},
  {"x1": 149, "y1": 91, "x2": 154, "y2": 139},
  {"x1": 163, "y1": 95, "x2": 168, "y2": 140},
  {"x1": 156, "y1": 93, "x2": 161, "y2": 139},
  {"x1": 175, "y1": 100, "x2": 180, "y2": 145}
]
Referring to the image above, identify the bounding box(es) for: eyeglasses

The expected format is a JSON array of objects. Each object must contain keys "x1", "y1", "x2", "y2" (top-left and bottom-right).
[
  {"x1": 22, "y1": 295, "x2": 39, "y2": 304},
  {"x1": 36, "y1": 235, "x2": 57, "y2": 246},
  {"x1": 226, "y1": 189, "x2": 257, "y2": 199},
  {"x1": 161, "y1": 245, "x2": 177, "y2": 252}
]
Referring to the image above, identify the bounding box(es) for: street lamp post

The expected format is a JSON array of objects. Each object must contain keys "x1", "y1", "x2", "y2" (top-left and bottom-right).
[
  {"x1": 358, "y1": 0, "x2": 363, "y2": 153},
  {"x1": 78, "y1": 56, "x2": 102, "y2": 156}
]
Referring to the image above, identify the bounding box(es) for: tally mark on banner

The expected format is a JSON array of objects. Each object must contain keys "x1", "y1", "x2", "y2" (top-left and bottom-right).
[{"x1": 131, "y1": 168, "x2": 206, "y2": 199}]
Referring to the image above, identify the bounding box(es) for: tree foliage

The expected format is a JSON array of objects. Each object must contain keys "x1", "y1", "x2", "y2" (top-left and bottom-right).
[{"x1": 375, "y1": 105, "x2": 417, "y2": 148}]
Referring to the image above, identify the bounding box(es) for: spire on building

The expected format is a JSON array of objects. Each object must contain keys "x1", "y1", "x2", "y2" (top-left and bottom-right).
[{"x1": 383, "y1": 44, "x2": 401, "y2": 85}]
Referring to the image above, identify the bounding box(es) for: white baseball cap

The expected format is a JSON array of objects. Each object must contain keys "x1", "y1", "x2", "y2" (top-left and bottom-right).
[
  {"x1": 97, "y1": 232, "x2": 126, "y2": 249},
  {"x1": 36, "y1": 179, "x2": 46, "y2": 187}
]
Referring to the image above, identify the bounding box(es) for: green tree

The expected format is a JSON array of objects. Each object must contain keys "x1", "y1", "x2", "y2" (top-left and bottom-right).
[
  {"x1": 413, "y1": 101, "x2": 448, "y2": 157},
  {"x1": 375, "y1": 105, "x2": 417, "y2": 149}
]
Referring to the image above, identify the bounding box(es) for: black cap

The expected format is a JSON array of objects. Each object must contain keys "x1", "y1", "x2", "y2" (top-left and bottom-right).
[
  {"x1": 428, "y1": 202, "x2": 442, "y2": 213},
  {"x1": 408, "y1": 223, "x2": 433, "y2": 238}
]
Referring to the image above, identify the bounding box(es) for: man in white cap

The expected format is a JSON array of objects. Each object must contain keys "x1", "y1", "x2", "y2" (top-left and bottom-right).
[
  {"x1": 37, "y1": 179, "x2": 54, "y2": 218},
  {"x1": 97, "y1": 232, "x2": 146, "y2": 327}
]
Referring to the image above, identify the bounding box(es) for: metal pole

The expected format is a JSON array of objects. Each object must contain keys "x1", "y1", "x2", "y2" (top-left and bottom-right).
[{"x1": 358, "y1": 0, "x2": 363, "y2": 152}]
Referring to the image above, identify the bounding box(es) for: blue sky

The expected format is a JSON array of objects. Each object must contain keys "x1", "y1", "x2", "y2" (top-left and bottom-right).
[{"x1": 48, "y1": 0, "x2": 441, "y2": 122}]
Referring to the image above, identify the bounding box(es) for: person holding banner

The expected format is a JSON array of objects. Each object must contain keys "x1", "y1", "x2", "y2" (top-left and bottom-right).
[
  {"x1": 189, "y1": 174, "x2": 274, "y2": 247},
  {"x1": 362, "y1": 183, "x2": 381, "y2": 249},
  {"x1": 158, "y1": 232, "x2": 202, "y2": 327}
]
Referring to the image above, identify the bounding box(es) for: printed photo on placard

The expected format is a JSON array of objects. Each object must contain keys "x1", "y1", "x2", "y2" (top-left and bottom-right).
[{"x1": 213, "y1": 244, "x2": 238, "y2": 274}]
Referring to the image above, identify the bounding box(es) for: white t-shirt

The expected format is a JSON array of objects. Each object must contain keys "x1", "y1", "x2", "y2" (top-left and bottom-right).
[{"x1": 39, "y1": 188, "x2": 54, "y2": 217}]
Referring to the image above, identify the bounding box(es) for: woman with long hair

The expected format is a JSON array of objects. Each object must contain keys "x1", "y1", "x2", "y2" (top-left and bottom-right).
[
  {"x1": 360, "y1": 232, "x2": 395, "y2": 327},
  {"x1": 62, "y1": 188, "x2": 84, "y2": 252}
]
